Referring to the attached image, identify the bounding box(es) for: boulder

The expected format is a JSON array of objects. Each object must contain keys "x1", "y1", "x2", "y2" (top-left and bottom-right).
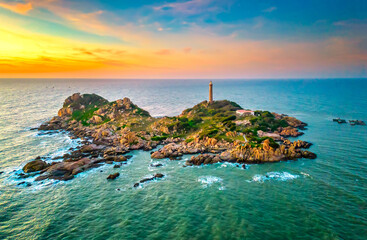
[
  {"x1": 89, "y1": 115, "x2": 103, "y2": 124},
  {"x1": 107, "y1": 173, "x2": 120, "y2": 180},
  {"x1": 23, "y1": 160, "x2": 49, "y2": 173}
]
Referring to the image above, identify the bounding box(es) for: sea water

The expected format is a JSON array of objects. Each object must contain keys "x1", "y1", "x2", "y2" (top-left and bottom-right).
[{"x1": 0, "y1": 79, "x2": 366, "y2": 239}]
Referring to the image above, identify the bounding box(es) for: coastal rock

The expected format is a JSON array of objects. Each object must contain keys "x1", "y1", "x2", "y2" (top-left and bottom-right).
[
  {"x1": 35, "y1": 158, "x2": 99, "y2": 181},
  {"x1": 89, "y1": 115, "x2": 103, "y2": 124},
  {"x1": 283, "y1": 116, "x2": 307, "y2": 128},
  {"x1": 107, "y1": 173, "x2": 120, "y2": 180},
  {"x1": 278, "y1": 127, "x2": 303, "y2": 137},
  {"x1": 301, "y1": 151, "x2": 317, "y2": 159},
  {"x1": 186, "y1": 154, "x2": 222, "y2": 166},
  {"x1": 258, "y1": 130, "x2": 282, "y2": 141},
  {"x1": 31, "y1": 92, "x2": 317, "y2": 183},
  {"x1": 23, "y1": 160, "x2": 49, "y2": 173},
  {"x1": 133, "y1": 173, "x2": 164, "y2": 187},
  {"x1": 58, "y1": 107, "x2": 73, "y2": 117},
  {"x1": 150, "y1": 163, "x2": 163, "y2": 167}
]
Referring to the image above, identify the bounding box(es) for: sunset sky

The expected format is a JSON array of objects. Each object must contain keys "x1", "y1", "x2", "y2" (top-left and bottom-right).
[{"x1": 0, "y1": 0, "x2": 366, "y2": 78}]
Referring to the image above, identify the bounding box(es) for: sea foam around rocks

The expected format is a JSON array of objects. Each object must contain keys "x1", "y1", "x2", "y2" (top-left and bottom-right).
[
  {"x1": 198, "y1": 176, "x2": 225, "y2": 190},
  {"x1": 247, "y1": 172, "x2": 299, "y2": 183}
]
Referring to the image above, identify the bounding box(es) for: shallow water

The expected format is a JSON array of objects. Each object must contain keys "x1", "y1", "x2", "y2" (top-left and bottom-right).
[{"x1": 0, "y1": 79, "x2": 366, "y2": 239}]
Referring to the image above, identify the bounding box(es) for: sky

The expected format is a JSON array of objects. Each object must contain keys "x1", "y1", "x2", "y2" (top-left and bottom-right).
[{"x1": 0, "y1": 0, "x2": 366, "y2": 79}]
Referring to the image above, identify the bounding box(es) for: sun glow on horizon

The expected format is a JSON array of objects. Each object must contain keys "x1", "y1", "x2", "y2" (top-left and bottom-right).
[{"x1": 0, "y1": 0, "x2": 366, "y2": 78}]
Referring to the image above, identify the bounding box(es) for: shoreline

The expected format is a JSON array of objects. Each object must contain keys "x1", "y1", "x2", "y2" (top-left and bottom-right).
[{"x1": 17, "y1": 92, "x2": 316, "y2": 183}]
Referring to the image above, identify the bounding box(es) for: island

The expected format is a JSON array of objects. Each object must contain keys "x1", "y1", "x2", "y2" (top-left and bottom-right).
[{"x1": 22, "y1": 86, "x2": 316, "y2": 182}]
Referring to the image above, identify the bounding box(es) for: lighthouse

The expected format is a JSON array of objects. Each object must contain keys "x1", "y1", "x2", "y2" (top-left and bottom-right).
[{"x1": 209, "y1": 81, "x2": 213, "y2": 103}]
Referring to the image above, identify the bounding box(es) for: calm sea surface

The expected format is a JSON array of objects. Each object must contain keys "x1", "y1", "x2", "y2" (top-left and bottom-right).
[{"x1": 0, "y1": 79, "x2": 366, "y2": 240}]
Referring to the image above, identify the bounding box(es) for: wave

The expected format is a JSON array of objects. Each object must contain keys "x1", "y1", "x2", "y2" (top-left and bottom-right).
[
  {"x1": 198, "y1": 176, "x2": 225, "y2": 190},
  {"x1": 247, "y1": 172, "x2": 299, "y2": 183}
]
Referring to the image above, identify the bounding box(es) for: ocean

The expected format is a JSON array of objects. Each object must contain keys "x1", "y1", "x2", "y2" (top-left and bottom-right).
[{"x1": 0, "y1": 79, "x2": 366, "y2": 239}]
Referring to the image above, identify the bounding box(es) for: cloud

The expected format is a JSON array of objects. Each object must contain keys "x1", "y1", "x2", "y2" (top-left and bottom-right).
[
  {"x1": 155, "y1": 49, "x2": 173, "y2": 55},
  {"x1": 183, "y1": 47, "x2": 192, "y2": 53},
  {"x1": 153, "y1": 0, "x2": 215, "y2": 15},
  {"x1": 262, "y1": 6, "x2": 277, "y2": 13},
  {"x1": 0, "y1": 1, "x2": 32, "y2": 14}
]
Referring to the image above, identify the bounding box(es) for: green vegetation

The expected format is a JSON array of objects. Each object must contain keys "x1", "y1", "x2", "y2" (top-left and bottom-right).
[
  {"x1": 71, "y1": 107, "x2": 99, "y2": 126},
  {"x1": 64, "y1": 93, "x2": 108, "y2": 108},
  {"x1": 64, "y1": 95, "x2": 290, "y2": 145}
]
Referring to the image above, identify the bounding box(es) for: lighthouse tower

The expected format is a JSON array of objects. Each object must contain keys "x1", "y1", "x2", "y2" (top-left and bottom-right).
[{"x1": 209, "y1": 81, "x2": 213, "y2": 103}]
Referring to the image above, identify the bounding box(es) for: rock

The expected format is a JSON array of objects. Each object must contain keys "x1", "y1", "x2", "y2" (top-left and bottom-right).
[
  {"x1": 258, "y1": 130, "x2": 282, "y2": 141},
  {"x1": 23, "y1": 160, "x2": 49, "y2": 173},
  {"x1": 81, "y1": 144, "x2": 104, "y2": 153},
  {"x1": 17, "y1": 181, "x2": 32, "y2": 187},
  {"x1": 107, "y1": 173, "x2": 120, "y2": 180},
  {"x1": 134, "y1": 173, "x2": 164, "y2": 187},
  {"x1": 283, "y1": 116, "x2": 307, "y2": 128},
  {"x1": 151, "y1": 151, "x2": 165, "y2": 159},
  {"x1": 35, "y1": 158, "x2": 93, "y2": 181},
  {"x1": 58, "y1": 107, "x2": 73, "y2": 117},
  {"x1": 302, "y1": 151, "x2": 317, "y2": 159},
  {"x1": 115, "y1": 156, "x2": 127, "y2": 162},
  {"x1": 278, "y1": 127, "x2": 303, "y2": 137},
  {"x1": 150, "y1": 163, "x2": 163, "y2": 167},
  {"x1": 154, "y1": 173, "x2": 164, "y2": 178},
  {"x1": 113, "y1": 164, "x2": 121, "y2": 168},
  {"x1": 89, "y1": 115, "x2": 103, "y2": 124}
]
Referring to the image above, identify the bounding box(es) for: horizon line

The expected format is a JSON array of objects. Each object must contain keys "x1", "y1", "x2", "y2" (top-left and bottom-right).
[{"x1": 1, "y1": 77, "x2": 367, "y2": 80}]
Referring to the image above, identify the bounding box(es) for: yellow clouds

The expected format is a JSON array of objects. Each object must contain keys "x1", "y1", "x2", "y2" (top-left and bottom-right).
[
  {"x1": 0, "y1": 2, "x2": 365, "y2": 79},
  {"x1": 0, "y1": 23, "x2": 124, "y2": 76},
  {"x1": 0, "y1": 22, "x2": 366, "y2": 79},
  {"x1": 0, "y1": 1, "x2": 32, "y2": 15}
]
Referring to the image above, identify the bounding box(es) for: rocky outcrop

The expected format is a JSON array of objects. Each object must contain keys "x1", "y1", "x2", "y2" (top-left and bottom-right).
[
  {"x1": 186, "y1": 154, "x2": 222, "y2": 166},
  {"x1": 35, "y1": 158, "x2": 101, "y2": 181},
  {"x1": 257, "y1": 130, "x2": 282, "y2": 140},
  {"x1": 27, "y1": 93, "x2": 317, "y2": 183},
  {"x1": 133, "y1": 173, "x2": 164, "y2": 187},
  {"x1": 278, "y1": 127, "x2": 303, "y2": 137},
  {"x1": 23, "y1": 160, "x2": 49, "y2": 173},
  {"x1": 282, "y1": 116, "x2": 307, "y2": 129}
]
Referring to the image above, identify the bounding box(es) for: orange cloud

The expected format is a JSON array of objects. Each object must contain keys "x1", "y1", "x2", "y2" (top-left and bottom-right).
[
  {"x1": 155, "y1": 49, "x2": 173, "y2": 55},
  {"x1": 183, "y1": 47, "x2": 192, "y2": 53},
  {"x1": 0, "y1": 2, "x2": 32, "y2": 14}
]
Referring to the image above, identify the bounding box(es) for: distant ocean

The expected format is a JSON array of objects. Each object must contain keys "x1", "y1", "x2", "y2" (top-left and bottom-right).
[{"x1": 0, "y1": 79, "x2": 366, "y2": 239}]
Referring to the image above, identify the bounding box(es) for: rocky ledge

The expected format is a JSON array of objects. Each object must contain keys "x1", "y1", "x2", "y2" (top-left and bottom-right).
[{"x1": 19, "y1": 93, "x2": 316, "y2": 182}]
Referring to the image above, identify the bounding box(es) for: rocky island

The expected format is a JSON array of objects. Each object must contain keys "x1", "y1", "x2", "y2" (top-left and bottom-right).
[{"x1": 22, "y1": 89, "x2": 316, "y2": 182}]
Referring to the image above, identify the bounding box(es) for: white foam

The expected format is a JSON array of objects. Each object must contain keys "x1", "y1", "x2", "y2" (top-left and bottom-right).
[
  {"x1": 198, "y1": 176, "x2": 225, "y2": 190},
  {"x1": 247, "y1": 172, "x2": 299, "y2": 183}
]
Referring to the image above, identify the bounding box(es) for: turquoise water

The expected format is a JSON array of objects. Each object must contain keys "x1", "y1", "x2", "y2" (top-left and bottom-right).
[{"x1": 0, "y1": 79, "x2": 366, "y2": 239}]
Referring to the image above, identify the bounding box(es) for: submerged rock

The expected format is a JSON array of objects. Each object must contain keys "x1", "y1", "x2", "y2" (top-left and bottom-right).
[
  {"x1": 150, "y1": 163, "x2": 163, "y2": 168},
  {"x1": 17, "y1": 181, "x2": 32, "y2": 187},
  {"x1": 134, "y1": 173, "x2": 164, "y2": 187}
]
